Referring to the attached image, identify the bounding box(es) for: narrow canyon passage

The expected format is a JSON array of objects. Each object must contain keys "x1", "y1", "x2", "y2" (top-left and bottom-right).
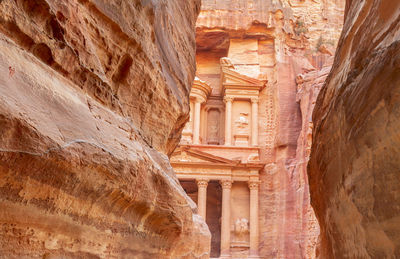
[
  {"x1": 171, "y1": 0, "x2": 345, "y2": 258},
  {"x1": 0, "y1": 0, "x2": 399, "y2": 259}
]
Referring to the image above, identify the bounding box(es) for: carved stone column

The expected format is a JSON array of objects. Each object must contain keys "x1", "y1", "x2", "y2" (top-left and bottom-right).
[
  {"x1": 220, "y1": 180, "x2": 233, "y2": 258},
  {"x1": 196, "y1": 179, "x2": 208, "y2": 219},
  {"x1": 224, "y1": 96, "x2": 233, "y2": 146},
  {"x1": 251, "y1": 98, "x2": 259, "y2": 146},
  {"x1": 193, "y1": 97, "x2": 201, "y2": 144},
  {"x1": 248, "y1": 180, "x2": 260, "y2": 258}
]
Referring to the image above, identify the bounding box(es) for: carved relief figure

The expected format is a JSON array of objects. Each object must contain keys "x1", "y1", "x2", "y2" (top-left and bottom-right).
[
  {"x1": 234, "y1": 218, "x2": 249, "y2": 242},
  {"x1": 234, "y1": 112, "x2": 249, "y2": 135}
]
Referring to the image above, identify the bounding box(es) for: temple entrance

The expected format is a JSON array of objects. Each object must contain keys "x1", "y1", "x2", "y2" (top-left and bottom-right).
[
  {"x1": 206, "y1": 181, "x2": 222, "y2": 258},
  {"x1": 181, "y1": 180, "x2": 222, "y2": 258}
]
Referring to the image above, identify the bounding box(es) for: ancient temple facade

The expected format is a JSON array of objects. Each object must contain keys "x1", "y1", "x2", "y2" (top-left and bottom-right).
[{"x1": 171, "y1": 58, "x2": 267, "y2": 258}]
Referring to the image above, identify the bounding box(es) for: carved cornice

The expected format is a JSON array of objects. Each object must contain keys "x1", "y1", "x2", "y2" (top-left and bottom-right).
[
  {"x1": 221, "y1": 67, "x2": 266, "y2": 89},
  {"x1": 220, "y1": 65, "x2": 266, "y2": 103},
  {"x1": 191, "y1": 77, "x2": 212, "y2": 103}
]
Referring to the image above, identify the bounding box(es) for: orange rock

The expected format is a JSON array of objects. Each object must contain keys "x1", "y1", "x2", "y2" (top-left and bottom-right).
[
  {"x1": 0, "y1": 0, "x2": 211, "y2": 258},
  {"x1": 309, "y1": 0, "x2": 400, "y2": 258}
]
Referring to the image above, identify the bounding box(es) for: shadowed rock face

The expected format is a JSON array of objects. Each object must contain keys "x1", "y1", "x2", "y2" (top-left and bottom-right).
[
  {"x1": 309, "y1": 0, "x2": 400, "y2": 258},
  {"x1": 0, "y1": 0, "x2": 211, "y2": 258}
]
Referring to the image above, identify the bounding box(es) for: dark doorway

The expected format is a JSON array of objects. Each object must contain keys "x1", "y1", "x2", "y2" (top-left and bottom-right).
[
  {"x1": 207, "y1": 181, "x2": 222, "y2": 258},
  {"x1": 179, "y1": 180, "x2": 222, "y2": 258}
]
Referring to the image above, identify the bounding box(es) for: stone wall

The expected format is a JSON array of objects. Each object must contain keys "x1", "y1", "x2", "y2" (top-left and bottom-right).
[
  {"x1": 309, "y1": 0, "x2": 400, "y2": 257},
  {"x1": 0, "y1": 0, "x2": 211, "y2": 258}
]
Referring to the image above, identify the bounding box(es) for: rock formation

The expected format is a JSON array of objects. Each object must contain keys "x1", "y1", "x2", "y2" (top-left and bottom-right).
[
  {"x1": 309, "y1": 0, "x2": 400, "y2": 258},
  {"x1": 294, "y1": 58, "x2": 335, "y2": 259},
  {"x1": 0, "y1": 0, "x2": 211, "y2": 258},
  {"x1": 184, "y1": 0, "x2": 345, "y2": 258}
]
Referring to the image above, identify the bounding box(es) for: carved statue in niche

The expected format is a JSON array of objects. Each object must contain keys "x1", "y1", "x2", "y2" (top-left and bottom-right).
[
  {"x1": 234, "y1": 112, "x2": 249, "y2": 135},
  {"x1": 234, "y1": 218, "x2": 249, "y2": 242},
  {"x1": 207, "y1": 109, "x2": 220, "y2": 145}
]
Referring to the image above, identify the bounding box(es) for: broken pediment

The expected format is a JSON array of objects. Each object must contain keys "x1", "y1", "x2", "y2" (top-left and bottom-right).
[
  {"x1": 170, "y1": 147, "x2": 237, "y2": 165},
  {"x1": 220, "y1": 58, "x2": 266, "y2": 92}
]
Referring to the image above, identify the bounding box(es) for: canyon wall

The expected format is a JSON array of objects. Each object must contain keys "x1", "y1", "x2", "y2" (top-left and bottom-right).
[
  {"x1": 294, "y1": 58, "x2": 334, "y2": 259},
  {"x1": 0, "y1": 0, "x2": 211, "y2": 258},
  {"x1": 309, "y1": 0, "x2": 400, "y2": 258},
  {"x1": 196, "y1": 0, "x2": 344, "y2": 258}
]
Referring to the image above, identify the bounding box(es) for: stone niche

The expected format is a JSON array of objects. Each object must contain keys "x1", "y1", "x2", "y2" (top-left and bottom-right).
[
  {"x1": 221, "y1": 58, "x2": 265, "y2": 147},
  {"x1": 206, "y1": 108, "x2": 222, "y2": 145},
  {"x1": 232, "y1": 100, "x2": 251, "y2": 146},
  {"x1": 230, "y1": 182, "x2": 251, "y2": 256}
]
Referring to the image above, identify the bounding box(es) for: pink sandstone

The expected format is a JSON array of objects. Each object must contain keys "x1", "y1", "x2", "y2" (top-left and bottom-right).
[{"x1": 0, "y1": 0, "x2": 210, "y2": 258}]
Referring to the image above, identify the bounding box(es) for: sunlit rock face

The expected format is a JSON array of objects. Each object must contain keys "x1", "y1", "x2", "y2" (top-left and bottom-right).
[
  {"x1": 309, "y1": 0, "x2": 400, "y2": 258},
  {"x1": 0, "y1": 0, "x2": 211, "y2": 258},
  {"x1": 193, "y1": 0, "x2": 345, "y2": 258}
]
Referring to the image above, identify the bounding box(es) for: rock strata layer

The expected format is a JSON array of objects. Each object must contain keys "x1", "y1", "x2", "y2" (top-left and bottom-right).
[
  {"x1": 309, "y1": 0, "x2": 400, "y2": 258},
  {"x1": 0, "y1": 0, "x2": 210, "y2": 258}
]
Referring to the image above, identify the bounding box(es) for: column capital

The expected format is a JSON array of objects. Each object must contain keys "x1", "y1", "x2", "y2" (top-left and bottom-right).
[
  {"x1": 194, "y1": 96, "x2": 205, "y2": 104},
  {"x1": 224, "y1": 96, "x2": 234, "y2": 103},
  {"x1": 196, "y1": 179, "x2": 209, "y2": 188},
  {"x1": 251, "y1": 97, "x2": 259, "y2": 104},
  {"x1": 248, "y1": 180, "x2": 260, "y2": 190},
  {"x1": 220, "y1": 180, "x2": 233, "y2": 189}
]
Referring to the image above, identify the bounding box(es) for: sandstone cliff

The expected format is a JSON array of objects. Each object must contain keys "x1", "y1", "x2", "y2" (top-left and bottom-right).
[
  {"x1": 196, "y1": 0, "x2": 344, "y2": 258},
  {"x1": 294, "y1": 58, "x2": 334, "y2": 259},
  {"x1": 0, "y1": 0, "x2": 210, "y2": 258},
  {"x1": 309, "y1": 0, "x2": 400, "y2": 258}
]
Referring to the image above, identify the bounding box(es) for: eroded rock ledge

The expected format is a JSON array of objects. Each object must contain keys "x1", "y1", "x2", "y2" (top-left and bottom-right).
[
  {"x1": 309, "y1": 0, "x2": 400, "y2": 258},
  {"x1": 0, "y1": 0, "x2": 210, "y2": 258}
]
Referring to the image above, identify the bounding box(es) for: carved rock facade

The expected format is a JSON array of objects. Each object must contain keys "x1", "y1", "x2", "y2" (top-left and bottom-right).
[
  {"x1": 0, "y1": 0, "x2": 211, "y2": 258},
  {"x1": 171, "y1": 0, "x2": 345, "y2": 258}
]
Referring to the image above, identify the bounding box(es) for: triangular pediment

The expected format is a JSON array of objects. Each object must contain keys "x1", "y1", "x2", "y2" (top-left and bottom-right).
[
  {"x1": 170, "y1": 147, "x2": 236, "y2": 164},
  {"x1": 221, "y1": 67, "x2": 265, "y2": 87}
]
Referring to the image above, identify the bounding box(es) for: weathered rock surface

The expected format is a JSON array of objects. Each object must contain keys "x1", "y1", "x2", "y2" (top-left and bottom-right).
[
  {"x1": 196, "y1": 0, "x2": 344, "y2": 258},
  {"x1": 309, "y1": 0, "x2": 400, "y2": 258},
  {"x1": 294, "y1": 58, "x2": 334, "y2": 259},
  {"x1": 0, "y1": 0, "x2": 210, "y2": 258}
]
